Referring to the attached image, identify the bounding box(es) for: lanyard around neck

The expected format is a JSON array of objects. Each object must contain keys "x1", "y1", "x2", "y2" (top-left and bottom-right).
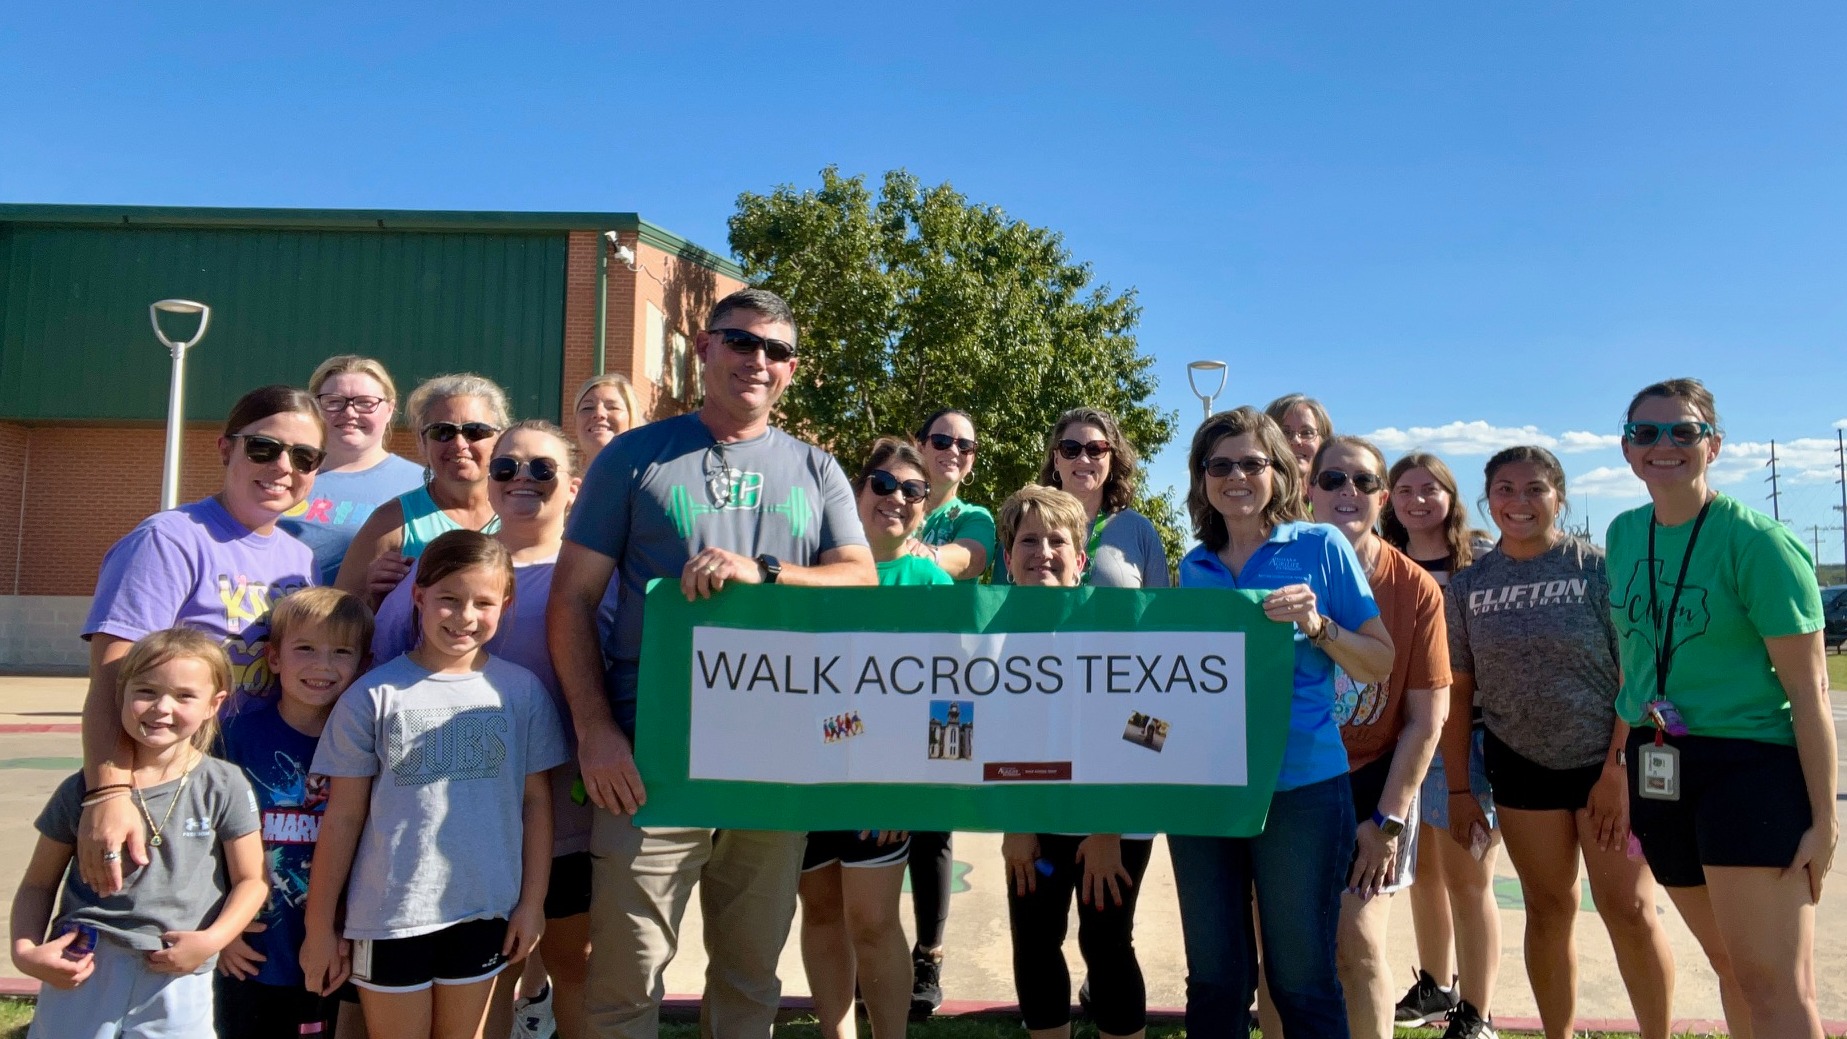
[
  {"x1": 1645, "y1": 499, "x2": 1712, "y2": 702},
  {"x1": 1083, "y1": 511, "x2": 1112, "y2": 579}
]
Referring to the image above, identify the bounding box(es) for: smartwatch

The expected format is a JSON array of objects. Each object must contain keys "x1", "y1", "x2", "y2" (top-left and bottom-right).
[
  {"x1": 1370, "y1": 810, "x2": 1406, "y2": 838},
  {"x1": 756, "y1": 554, "x2": 782, "y2": 584}
]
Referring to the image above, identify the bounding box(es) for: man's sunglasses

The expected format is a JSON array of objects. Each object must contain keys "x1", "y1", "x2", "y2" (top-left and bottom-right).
[
  {"x1": 1622, "y1": 421, "x2": 1714, "y2": 448},
  {"x1": 422, "y1": 422, "x2": 501, "y2": 443},
  {"x1": 316, "y1": 393, "x2": 385, "y2": 415},
  {"x1": 1314, "y1": 469, "x2": 1384, "y2": 494},
  {"x1": 709, "y1": 327, "x2": 797, "y2": 363},
  {"x1": 925, "y1": 433, "x2": 977, "y2": 454},
  {"x1": 1203, "y1": 455, "x2": 1275, "y2": 478},
  {"x1": 228, "y1": 434, "x2": 325, "y2": 473},
  {"x1": 864, "y1": 469, "x2": 930, "y2": 504},
  {"x1": 488, "y1": 456, "x2": 559, "y2": 483},
  {"x1": 1056, "y1": 439, "x2": 1112, "y2": 461}
]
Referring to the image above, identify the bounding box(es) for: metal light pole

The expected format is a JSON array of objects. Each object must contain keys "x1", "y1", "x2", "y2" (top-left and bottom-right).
[
  {"x1": 150, "y1": 299, "x2": 211, "y2": 510},
  {"x1": 1186, "y1": 360, "x2": 1228, "y2": 420}
]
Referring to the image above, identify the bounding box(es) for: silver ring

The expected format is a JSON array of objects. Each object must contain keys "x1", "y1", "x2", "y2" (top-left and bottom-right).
[{"x1": 101, "y1": 851, "x2": 119, "y2": 862}]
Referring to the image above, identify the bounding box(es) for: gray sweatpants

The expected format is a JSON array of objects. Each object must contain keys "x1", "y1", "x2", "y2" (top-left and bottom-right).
[{"x1": 27, "y1": 937, "x2": 213, "y2": 1039}]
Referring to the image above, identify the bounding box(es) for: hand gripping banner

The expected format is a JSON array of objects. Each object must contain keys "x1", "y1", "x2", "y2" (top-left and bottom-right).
[{"x1": 633, "y1": 583, "x2": 1296, "y2": 837}]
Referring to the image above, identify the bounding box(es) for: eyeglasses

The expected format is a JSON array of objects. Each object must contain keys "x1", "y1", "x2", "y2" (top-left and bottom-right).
[
  {"x1": 1056, "y1": 439, "x2": 1113, "y2": 461},
  {"x1": 421, "y1": 422, "x2": 500, "y2": 443},
  {"x1": 316, "y1": 393, "x2": 385, "y2": 415},
  {"x1": 864, "y1": 469, "x2": 929, "y2": 503},
  {"x1": 228, "y1": 434, "x2": 325, "y2": 473},
  {"x1": 488, "y1": 456, "x2": 559, "y2": 483},
  {"x1": 1280, "y1": 427, "x2": 1322, "y2": 444},
  {"x1": 924, "y1": 433, "x2": 978, "y2": 454},
  {"x1": 1313, "y1": 469, "x2": 1384, "y2": 494},
  {"x1": 1622, "y1": 421, "x2": 1715, "y2": 447},
  {"x1": 1203, "y1": 456, "x2": 1274, "y2": 478},
  {"x1": 709, "y1": 327, "x2": 797, "y2": 363}
]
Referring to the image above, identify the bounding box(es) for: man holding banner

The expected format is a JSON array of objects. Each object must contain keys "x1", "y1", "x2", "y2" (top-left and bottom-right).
[{"x1": 548, "y1": 287, "x2": 876, "y2": 1039}]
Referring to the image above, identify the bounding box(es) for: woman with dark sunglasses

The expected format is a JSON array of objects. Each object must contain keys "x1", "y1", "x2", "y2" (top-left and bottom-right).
[
  {"x1": 1031, "y1": 407, "x2": 1169, "y2": 590},
  {"x1": 1608, "y1": 379, "x2": 1833, "y2": 1038},
  {"x1": 74, "y1": 385, "x2": 324, "y2": 897},
  {"x1": 1304, "y1": 436, "x2": 1450, "y2": 1039},
  {"x1": 369, "y1": 419, "x2": 607, "y2": 1039},
  {"x1": 799, "y1": 438, "x2": 949, "y2": 1039},
  {"x1": 1446, "y1": 446, "x2": 1674, "y2": 1039},
  {"x1": 908, "y1": 409, "x2": 995, "y2": 583},
  {"x1": 280, "y1": 355, "x2": 425, "y2": 586},
  {"x1": 1170, "y1": 406, "x2": 1393, "y2": 1039},
  {"x1": 335, "y1": 373, "x2": 510, "y2": 609}
]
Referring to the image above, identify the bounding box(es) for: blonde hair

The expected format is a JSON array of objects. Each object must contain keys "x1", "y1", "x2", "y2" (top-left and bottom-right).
[
  {"x1": 997, "y1": 485, "x2": 1089, "y2": 567},
  {"x1": 573, "y1": 373, "x2": 646, "y2": 433},
  {"x1": 309, "y1": 355, "x2": 401, "y2": 413},
  {"x1": 117, "y1": 628, "x2": 233, "y2": 752},
  {"x1": 406, "y1": 373, "x2": 513, "y2": 430},
  {"x1": 268, "y1": 588, "x2": 375, "y2": 665}
]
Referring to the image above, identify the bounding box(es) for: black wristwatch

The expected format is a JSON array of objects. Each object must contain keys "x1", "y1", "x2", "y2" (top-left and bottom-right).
[
  {"x1": 1371, "y1": 809, "x2": 1406, "y2": 838},
  {"x1": 756, "y1": 554, "x2": 782, "y2": 584}
]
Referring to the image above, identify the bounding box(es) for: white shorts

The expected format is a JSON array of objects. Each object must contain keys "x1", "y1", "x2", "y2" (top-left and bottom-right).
[{"x1": 28, "y1": 936, "x2": 214, "y2": 1039}]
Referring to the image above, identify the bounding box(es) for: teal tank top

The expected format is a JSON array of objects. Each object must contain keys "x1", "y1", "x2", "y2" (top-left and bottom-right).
[{"x1": 396, "y1": 484, "x2": 501, "y2": 560}]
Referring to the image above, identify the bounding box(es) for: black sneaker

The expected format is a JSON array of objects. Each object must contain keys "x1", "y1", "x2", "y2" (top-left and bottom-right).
[
  {"x1": 1395, "y1": 968, "x2": 1460, "y2": 1025},
  {"x1": 1440, "y1": 1000, "x2": 1497, "y2": 1039},
  {"x1": 910, "y1": 947, "x2": 943, "y2": 1019}
]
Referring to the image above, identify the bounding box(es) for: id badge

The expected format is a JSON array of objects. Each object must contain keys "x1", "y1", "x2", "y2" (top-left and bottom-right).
[
  {"x1": 1638, "y1": 744, "x2": 1680, "y2": 801},
  {"x1": 351, "y1": 937, "x2": 374, "y2": 982}
]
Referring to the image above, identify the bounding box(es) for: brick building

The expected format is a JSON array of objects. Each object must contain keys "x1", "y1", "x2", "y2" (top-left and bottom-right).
[{"x1": 0, "y1": 204, "x2": 746, "y2": 670}]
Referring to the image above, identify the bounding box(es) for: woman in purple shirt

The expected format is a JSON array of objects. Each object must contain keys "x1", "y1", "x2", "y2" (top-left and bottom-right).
[{"x1": 76, "y1": 385, "x2": 324, "y2": 895}]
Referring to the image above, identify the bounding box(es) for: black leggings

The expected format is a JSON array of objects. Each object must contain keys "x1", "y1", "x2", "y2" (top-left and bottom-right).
[
  {"x1": 907, "y1": 830, "x2": 953, "y2": 948},
  {"x1": 1007, "y1": 834, "x2": 1152, "y2": 1033}
]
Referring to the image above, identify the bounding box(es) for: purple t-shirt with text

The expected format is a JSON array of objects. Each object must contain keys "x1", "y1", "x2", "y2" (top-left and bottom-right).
[{"x1": 84, "y1": 497, "x2": 314, "y2": 699}]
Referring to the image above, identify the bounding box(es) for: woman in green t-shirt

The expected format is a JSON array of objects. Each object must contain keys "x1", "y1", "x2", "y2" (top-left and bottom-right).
[
  {"x1": 1608, "y1": 378, "x2": 1834, "y2": 1039},
  {"x1": 797, "y1": 438, "x2": 949, "y2": 1039},
  {"x1": 909, "y1": 409, "x2": 996, "y2": 583}
]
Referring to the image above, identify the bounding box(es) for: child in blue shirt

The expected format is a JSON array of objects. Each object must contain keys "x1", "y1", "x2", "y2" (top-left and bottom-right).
[{"x1": 214, "y1": 587, "x2": 375, "y2": 1039}]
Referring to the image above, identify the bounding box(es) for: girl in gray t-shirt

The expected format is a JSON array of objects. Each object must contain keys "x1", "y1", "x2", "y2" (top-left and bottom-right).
[{"x1": 13, "y1": 628, "x2": 265, "y2": 1039}]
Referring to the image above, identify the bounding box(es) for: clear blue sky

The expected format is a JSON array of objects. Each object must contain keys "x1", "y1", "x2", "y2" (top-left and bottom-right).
[{"x1": 6, "y1": 2, "x2": 1845, "y2": 561}]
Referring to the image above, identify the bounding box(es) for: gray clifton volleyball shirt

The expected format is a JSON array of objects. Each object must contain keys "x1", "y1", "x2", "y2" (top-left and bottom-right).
[
  {"x1": 564, "y1": 412, "x2": 867, "y2": 736},
  {"x1": 1444, "y1": 536, "x2": 1620, "y2": 770},
  {"x1": 38, "y1": 757, "x2": 260, "y2": 955}
]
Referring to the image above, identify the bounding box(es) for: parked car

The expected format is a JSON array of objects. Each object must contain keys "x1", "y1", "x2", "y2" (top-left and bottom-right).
[{"x1": 1824, "y1": 586, "x2": 1847, "y2": 652}]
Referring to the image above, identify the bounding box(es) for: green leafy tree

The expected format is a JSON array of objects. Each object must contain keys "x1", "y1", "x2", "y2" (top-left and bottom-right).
[{"x1": 728, "y1": 166, "x2": 1186, "y2": 571}]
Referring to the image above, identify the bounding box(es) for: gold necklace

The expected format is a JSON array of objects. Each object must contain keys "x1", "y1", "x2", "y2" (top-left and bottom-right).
[{"x1": 132, "y1": 753, "x2": 199, "y2": 848}]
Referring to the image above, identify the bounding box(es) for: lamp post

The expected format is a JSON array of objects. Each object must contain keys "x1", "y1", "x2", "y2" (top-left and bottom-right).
[
  {"x1": 1186, "y1": 360, "x2": 1227, "y2": 420},
  {"x1": 149, "y1": 299, "x2": 211, "y2": 510}
]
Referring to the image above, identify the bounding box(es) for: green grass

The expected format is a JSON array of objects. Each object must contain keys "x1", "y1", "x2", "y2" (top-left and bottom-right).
[
  {"x1": 0, "y1": 998, "x2": 30, "y2": 1039},
  {"x1": 1827, "y1": 650, "x2": 1846, "y2": 694}
]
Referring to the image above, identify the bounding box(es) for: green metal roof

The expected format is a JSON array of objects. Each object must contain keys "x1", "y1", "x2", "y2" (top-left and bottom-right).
[{"x1": 0, "y1": 204, "x2": 746, "y2": 279}]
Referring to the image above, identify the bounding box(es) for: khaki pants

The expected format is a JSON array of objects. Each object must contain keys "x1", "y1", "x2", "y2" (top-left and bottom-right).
[{"x1": 584, "y1": 808, "x2": 806, "y2": 1039}]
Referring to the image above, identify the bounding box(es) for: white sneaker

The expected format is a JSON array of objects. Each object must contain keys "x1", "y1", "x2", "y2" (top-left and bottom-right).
[{"x1": 510, "y1": 982, "x2": 554, "y2": 1039}]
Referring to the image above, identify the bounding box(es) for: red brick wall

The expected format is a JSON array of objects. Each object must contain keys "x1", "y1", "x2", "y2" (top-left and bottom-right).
[
  {"x1": 0, "y1": 422, "x2": 26, "y2": 594},
  {"x1": 627, "y1": 241, "x2": 747, "y2": 420}
]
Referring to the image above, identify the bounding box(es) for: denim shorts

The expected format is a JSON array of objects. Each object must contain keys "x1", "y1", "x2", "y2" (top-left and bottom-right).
[{"x1": 1419, "y1": 726, "x2": 1496, "y2": 830}]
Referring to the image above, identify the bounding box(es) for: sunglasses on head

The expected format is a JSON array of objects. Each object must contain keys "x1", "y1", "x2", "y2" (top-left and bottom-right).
[
  {"x1": 228, "y1": 434, "x2": 325, "y2": 473},
  {"x1": 925, "y1": 433, "x2": 977, "y2": 454},
  {"x1": 422, "y1": 421, "x2": 500, "y2": 443},
  {"x1": 1203, "y1": 455, "x2": 1274, "y2": 478},
  {"x1": 709, "y1": 327, "x2": 797, "y2": 363},
  {"x1": 1056, "y1": 439, "x2": 1112, "y2": 461},
  {"x1": 488, "y1": 456, "x2": 559, "y2": 483},
  {"x1": 316, "y1": 393, "x2": 385, "y2": 415},
  {"x1": 1622, "y1": 421, "x2": 1714, "y2": 448},
  {"x1": 864, "y1": 469, "x2": 930, "y2": 503},
  {"x1": 1314, "y1": 469, "x2": 1384, "y2": 494}
]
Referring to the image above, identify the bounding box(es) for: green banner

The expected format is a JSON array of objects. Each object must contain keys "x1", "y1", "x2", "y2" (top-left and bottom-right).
[{"x1": 633, "y1": 583, "x2": 1295, "y2": 837}]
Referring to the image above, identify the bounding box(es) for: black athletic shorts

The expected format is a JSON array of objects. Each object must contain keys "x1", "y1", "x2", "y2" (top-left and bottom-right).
[
  {"x1": 1625, "y1": 727, "x2": 1812, "y2": 888},
  {"x1": 802, "y1": 830, "x2": 912, "y2": 871},
  {"x1": 350, "y1": 918, "x2": 509, "y2": 993},
  {"x1": 214, "y1": 976, "x2": 351, "y2": 1038},
  {"x1": 545, "y1": 851, "x2": 592, "y2": 920},
  {"x1": 1483, "y1": 728, "x2": 1604, "y2": 812}
]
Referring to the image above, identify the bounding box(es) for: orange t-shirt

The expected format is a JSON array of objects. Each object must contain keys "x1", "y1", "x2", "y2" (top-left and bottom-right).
[{"x1": 1337, "y1": 541, "x2": 1451, "y2": 770}]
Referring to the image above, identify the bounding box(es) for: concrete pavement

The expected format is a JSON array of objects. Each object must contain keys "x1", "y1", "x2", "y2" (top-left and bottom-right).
[{"x1": 4, "y1": 674, "x2": 1844, "y2": 1031}]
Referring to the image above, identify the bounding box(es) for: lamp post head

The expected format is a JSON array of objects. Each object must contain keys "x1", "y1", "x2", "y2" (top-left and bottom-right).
[
  {"x1": 150, "y1": 299, "x2": 211, "y2": 354},
  {"x1": 1186, "y1": 360, "x2": 1228, "y2": 419}
]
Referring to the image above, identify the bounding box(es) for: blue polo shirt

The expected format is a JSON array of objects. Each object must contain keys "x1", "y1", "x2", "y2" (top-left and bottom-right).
[{"x1": 1179, "y1": 522, "x2": 1379, "y2": 790}]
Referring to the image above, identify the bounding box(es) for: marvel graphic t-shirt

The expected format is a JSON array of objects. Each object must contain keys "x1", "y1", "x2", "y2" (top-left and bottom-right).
[
  {"x1": 218, "y1": 699, "x2": 327, "y2": 986},
  {"x1": 84, "y1": 497, "x2": 314, "y2": 699}
]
